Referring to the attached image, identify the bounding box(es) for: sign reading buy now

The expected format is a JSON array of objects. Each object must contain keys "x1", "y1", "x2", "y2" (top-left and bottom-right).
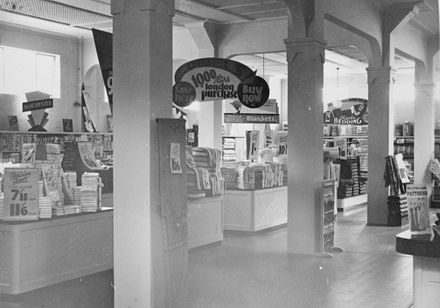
[{"x1": 173, "y1": 58, "x2": 269, "y2": 109}]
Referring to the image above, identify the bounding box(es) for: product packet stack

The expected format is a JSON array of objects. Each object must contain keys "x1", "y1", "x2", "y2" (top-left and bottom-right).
[
  {"x1": 38, "y1": 180, "x2": 52, "y2": 219},
  {"x1": 0, "y1": 193, "x2": 4, "y2": 220},
  {"x1": 62, "y1": 172, "x2": 77, "y2": 205},
  {"x1": 81, "y1": 172, "x2": 100, "y2": 212}
]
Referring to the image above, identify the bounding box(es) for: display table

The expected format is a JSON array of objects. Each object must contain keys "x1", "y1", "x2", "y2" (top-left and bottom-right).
[
  {"x1": 396, "y1": 230, "x2": 440, "y2": 308},
  {"x1": 0, "y1": 210, "x2": 113, "y2": 295},
  {"x1": 187, "y1": 195, "x2": 223, "y2": 249},
  {"x1": 224, "y1": 186, "x2": 287, "y2": 232}
]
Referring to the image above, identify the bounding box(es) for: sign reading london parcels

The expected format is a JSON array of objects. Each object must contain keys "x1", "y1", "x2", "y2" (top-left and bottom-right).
[
  {"x1": 22, "y1": 98, "x2": 53, "y2": 112},
  {"x1": 173, "y1": 58, "x2": 269, "y2": 109},
  {"x1": 224, "y1": 113, "x2": 280, "y2": 124}
]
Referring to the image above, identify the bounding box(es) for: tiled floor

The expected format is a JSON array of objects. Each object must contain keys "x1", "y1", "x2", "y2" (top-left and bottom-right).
[
  {"x1": 0, "y1": 204, "x2": 412, "y2": 308},
  {"x1": 187, "y1": 205, "x2": 413, "y2": 308}
]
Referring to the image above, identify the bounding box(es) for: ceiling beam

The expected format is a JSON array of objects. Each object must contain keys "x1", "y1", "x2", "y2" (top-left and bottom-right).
[
  {"x1": 187, "y1": 0, "x2": 254, "y2": 21},
  {"x1": 218, "y1": 1, "x2": 279, "y2": 10}
]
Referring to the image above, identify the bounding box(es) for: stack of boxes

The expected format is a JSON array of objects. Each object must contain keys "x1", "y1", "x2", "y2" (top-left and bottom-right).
[
  {"x1": 337, "y1": 157, "x2": 361, "y2": 198},
  {"x1": 387, "y1": 195, "x2": 408, "y2": 226}
]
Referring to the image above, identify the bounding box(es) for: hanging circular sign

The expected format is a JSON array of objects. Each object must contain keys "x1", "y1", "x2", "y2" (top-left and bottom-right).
[
  {"x1": 172, "y1": 81, "x2": 196, "y2": 107},
  {"x1": 173, "y1": 58, "x2": 269, "y2": 108},
  {"x1": 237, "y1": 76, "x2": 270, "y2": 108}
]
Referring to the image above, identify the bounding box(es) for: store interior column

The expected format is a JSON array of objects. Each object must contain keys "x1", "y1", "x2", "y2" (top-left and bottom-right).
[
  {"x1": 112, "y1": 1, "x2": 186, "y2": 307},
  {"x1": 414, "y1": 82, "x2": 435, "y2": 188},
  {"x1": 188, "y1": 22, "x2": 222, "y2": 149},
  {"x1": 285, "y1": 38, "x2": 325, "y2": 254},
  {"x1": 366, "y1": 67, "x2": 394, "y2": 225}
]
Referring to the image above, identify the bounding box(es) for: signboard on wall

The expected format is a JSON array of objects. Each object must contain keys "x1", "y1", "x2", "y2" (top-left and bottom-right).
[
  {"x1": 22, "y1": 98, "x2": 53, "y2": 112},
  {"x1": 173, "y1": 58, "x2": 269, "y2": 109},
  {"x1": 323, "y1": 98, "x2": 368, "y2": 125}
]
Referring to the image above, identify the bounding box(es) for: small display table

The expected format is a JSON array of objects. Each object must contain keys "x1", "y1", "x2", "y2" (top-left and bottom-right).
[
  {"x1": 224, "y1": 186, "x2": 287, "y2": 232},
  {"x1": 0, "y1": 210, "x2": 113, "y2": 295},
  {"x1": 396, "y1": 230, "x2": 440, "y2": 308}
]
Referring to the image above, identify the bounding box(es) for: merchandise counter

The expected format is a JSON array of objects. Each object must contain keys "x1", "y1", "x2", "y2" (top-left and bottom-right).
[
  {"x1": 396, "y1": 230, "x2": 440, "y2": 308},
  {"x1": 188, "y1": 195, "x2": 224, "y2": 249},
  {"x1": 0, "y1": 209, "x2": 113, "y2": 295},
  {"x1": 224, "y1": 186, "x2": 287, "y2": 232}
]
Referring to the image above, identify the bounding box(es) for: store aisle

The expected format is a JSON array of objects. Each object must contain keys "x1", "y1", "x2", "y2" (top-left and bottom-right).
[{"x1": 188, "y1": 204, "x2": 412, "y2": 308}]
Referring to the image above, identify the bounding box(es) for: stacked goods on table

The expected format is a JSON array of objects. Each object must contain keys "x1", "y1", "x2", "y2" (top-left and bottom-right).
[
  {"x1": 337, "y1": 156, "x2": 361, "y2": 198},
  {"x1": 222, "y1": 137, "x2": 236, "y2": 161},
  {"x1": 221, "y1": 161, "x2": 286, "y2": 190},
  {"x1": 62, "y1": 172, "x2": 78, "y2": 204},
  {"x1": 39, "y1": 180, "x2": 52, "y2": 219},
  {"x1": 0, "y1": 193, "x2": 3, "y2": 220},
  {"x1": 81, "y1": 172, "x2": 101, "y2": 212},
  {"x1": 384, "y1": 154, "x2": 411, "y2": 226},
  {"x1": 186, "y1": 147, "x2": 224, "y2": 198}
]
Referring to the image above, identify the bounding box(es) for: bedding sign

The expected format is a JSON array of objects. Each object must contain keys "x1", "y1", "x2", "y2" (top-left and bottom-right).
[{"x1": 173, "y1": 58, "x2": 269, "y2": 109}]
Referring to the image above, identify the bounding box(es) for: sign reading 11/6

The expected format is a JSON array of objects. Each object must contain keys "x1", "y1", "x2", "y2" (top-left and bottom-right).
[{"x1": 4, "y1": 168, "x2": 39, "y2": 221}]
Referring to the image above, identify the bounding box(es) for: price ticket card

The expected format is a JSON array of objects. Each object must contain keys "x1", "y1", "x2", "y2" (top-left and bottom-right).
[{"x1": 4, "y1": 168, "x2": 39, "y2": 221}]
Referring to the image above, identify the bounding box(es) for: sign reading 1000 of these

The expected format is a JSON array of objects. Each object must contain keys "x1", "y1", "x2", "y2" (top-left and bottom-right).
[{"x1": 173, "y1": 58, "x2": 270, "y2": 109}]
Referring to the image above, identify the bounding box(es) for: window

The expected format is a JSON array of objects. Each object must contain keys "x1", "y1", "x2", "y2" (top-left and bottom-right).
[{"x1": 0, "y1": 46, "x2": 60, "y2": 98}]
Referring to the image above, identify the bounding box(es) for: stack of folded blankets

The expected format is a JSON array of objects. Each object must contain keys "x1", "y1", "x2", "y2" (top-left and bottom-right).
[
  {"x1": 186, "y1": 147, "x2": 224, "y2": 198},
  {"x1": 220, "y1": 166, "x2": 238, "y2": 189},
  {"x1": 222, "y1": 137, "x2": 236, "y2": 161}
]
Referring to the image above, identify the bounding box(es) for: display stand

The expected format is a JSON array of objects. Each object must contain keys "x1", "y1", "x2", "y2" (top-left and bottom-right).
[
  {"x1": 224, "y1": 186, "x2": 287, "y2": 232},
  {"x1": 0, "y1": 210, "x2": 113, "y2": 295},
  {"x1": 187, "y1": 195, "x2": 224, "y2": 249},
  {"x1": 321, "y1": 179, "x2": 343, "y2": 257}
]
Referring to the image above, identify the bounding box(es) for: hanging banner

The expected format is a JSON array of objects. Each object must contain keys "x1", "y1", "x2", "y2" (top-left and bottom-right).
[
  {"x1": 4, "y1": 168, "x2": 40, "y2": 221},
  {"x1": 323, "y1": 98, "x2": 368, "y2": 125},
  {"x1": 173, "y1": 58, "x2": 269, "y2": 109},
  {"x1": 92, "y1": 29, "x2": 113, "y2": 114}
]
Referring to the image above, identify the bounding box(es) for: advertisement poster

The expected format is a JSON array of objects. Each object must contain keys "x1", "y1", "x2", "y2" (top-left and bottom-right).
[
  {"x1": 275, "y1": 131, "x2": 288, "y2": 156},
  {"x1": 246, "y1": 130, "x2": 260, "y2": 161},
  {"x1": 92, "y1": 29, "x2": 113, "y2": 113},
  {"x1": 173, "y1": 58, "x2": 269, "y2": 109},
  {"x1": 407, "y1": 185, "x2": 431, "y2": 235},
  {"x1": 170, "y1": 143, "x2": 182, "y2": 174},
  {"x1": 323, "y1": 98, "x2": 368, "y2": 125},
  {"x1": 21, "y1": 143, "x2": 36, "y2": 165},
  {"x1": 4, "y1": 168, "x2": 39, "y2": 221}
]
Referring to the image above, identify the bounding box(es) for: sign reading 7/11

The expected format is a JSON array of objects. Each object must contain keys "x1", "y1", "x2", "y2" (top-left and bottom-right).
[{"x1": 3, "y1": 168, "x2": 39, "y2": 221}]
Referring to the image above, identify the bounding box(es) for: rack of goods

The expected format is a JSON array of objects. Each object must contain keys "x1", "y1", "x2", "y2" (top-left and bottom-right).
[
  {"x1": 384, "y1": 154, "x2": 410, "y2": 226},
  {"x1": 336, "y1": 156, "x2": 367, "y2": 211},
  {"x1": 221, "y1": 161, "x2": 288, "y2": 232},
  {"x1": 186, "y1": 146, "x2": 224, "y2": 249}
]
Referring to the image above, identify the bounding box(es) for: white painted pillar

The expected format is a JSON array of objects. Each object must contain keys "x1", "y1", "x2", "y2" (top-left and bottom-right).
[
  {"x1": 414, "y1": 84, "x2": 435, "y2": 192},
  {"x1": 366, "y1": 67, "x2": 394, "y2": 225},
  {"x1": 112, "y1": 1, "x2": 184, "y2": 307},
  {"x1": 187, "y1": 22, "x2": 222, "y2": 150},
  {"x1": 285, "y1": 38, "x2": 325, "y2": 254}
]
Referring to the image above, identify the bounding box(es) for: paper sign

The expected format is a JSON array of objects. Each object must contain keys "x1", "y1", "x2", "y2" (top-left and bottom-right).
[
  {"x1": 4, "y1": 168, "x2": 39, "y2": 221},
  {"x1": 170, "y1": 143, "x2": 182, "y2": 174},
  {"x1": 246, "y1": 130, "x2": 260, "y2": 160},
  {"x1": 407, "y1": 185, "x2": 431, "y2": 234}
]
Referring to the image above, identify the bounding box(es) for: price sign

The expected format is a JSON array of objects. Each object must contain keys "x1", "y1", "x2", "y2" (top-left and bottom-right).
[{"x1": 4, "y1": 168, "x2": 39, "y2": 221}]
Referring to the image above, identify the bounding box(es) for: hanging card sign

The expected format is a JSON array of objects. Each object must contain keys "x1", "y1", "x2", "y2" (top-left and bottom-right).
[
  {"x1": 224, "y1": 113, "x2": 280, "y2": 123},
  {"x1": 4, "y1": 168, "x2": 39, "y2": 221},
  {"x1": 173, "y1": 58, "x2": 269, "y2": 109},
  {"x1": 92, "y1": 29, "x2": 113, "y2": 114},
  {"x1": 324, "y1": 98, "x2": 368, "y2": 125},
  {"x1": 407, "y1": 185, "x2": 431, "y2": 235}
]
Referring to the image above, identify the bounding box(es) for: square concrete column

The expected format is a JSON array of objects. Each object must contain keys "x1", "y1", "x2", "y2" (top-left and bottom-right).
[
  {"x1": 414, "y1": 84, "x2": 435, "y2": 192},
  {"x1": 112, "y1": 1, "x2": 186, "y2": 307},
  {"x1": 366, "y1": 67, "x2": 394, "y2": 225},
  {"x1": 285, "y1": 38, "x2": 325, "y2": 254}
]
